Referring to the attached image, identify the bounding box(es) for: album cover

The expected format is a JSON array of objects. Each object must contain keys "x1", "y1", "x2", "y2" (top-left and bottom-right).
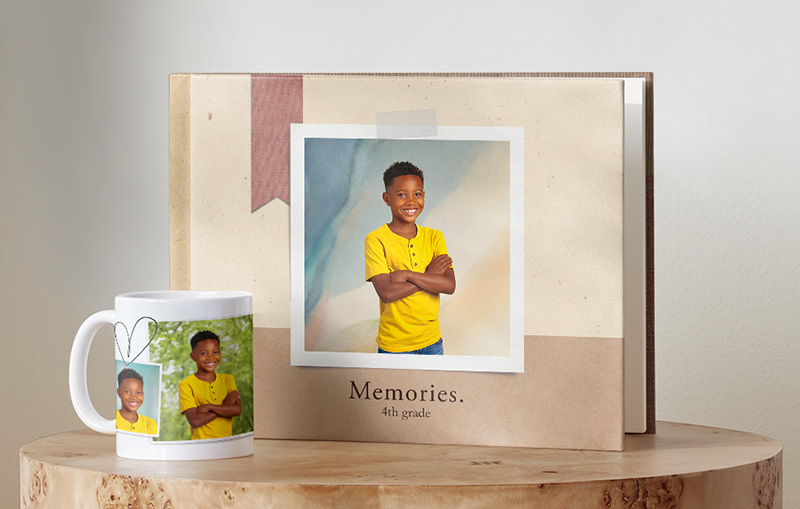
[{"x1": 169, "y1": 73, "x2": 654, "y2": 450}]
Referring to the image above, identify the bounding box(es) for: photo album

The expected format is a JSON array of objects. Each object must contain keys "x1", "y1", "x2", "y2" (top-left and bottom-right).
[{"x1": 169, "y1": 73, "x2": 654, "y2": 450}]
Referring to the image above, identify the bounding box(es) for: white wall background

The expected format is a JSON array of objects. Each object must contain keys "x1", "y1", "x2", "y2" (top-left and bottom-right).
[{"x1": 2, "y1": 1, "x2": 797, "y2": 506}]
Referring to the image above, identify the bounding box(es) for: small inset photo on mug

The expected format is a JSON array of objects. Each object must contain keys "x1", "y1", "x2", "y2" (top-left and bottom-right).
[
  {"x1": 115, "y1": 360, "x2": 162, "y2": 437},
  {"x1": 148, "y1": 314, "x2": 254, "y2": 442}
]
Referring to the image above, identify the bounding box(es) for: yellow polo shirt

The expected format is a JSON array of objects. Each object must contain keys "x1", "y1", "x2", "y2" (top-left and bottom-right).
[
  {"x1": 115, "y1": 410, "x2": 158, "y2": 435},
  {"x1": 364, "y1": 224, "x2": 449, "y2": 352},
  {"x1": 179, "y1": 373, "x2": 237, "y2": 440}
]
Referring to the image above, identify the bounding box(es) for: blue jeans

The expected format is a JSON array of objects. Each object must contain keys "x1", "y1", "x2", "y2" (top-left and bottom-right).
[{"x1": 378, "y1": 339, "x2": 443, "y2": 355}]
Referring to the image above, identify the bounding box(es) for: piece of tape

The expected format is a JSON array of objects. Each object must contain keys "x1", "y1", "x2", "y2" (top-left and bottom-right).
[{"x1": 375, "y1": 109, "x2": 438, "y2": 138}]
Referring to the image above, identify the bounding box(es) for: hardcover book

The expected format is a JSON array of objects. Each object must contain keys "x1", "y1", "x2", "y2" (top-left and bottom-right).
[{"x1": 169, "y1": 73, "x2": 654, "y2": 450}]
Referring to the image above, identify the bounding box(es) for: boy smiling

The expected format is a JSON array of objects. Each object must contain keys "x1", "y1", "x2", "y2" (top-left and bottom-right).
[
  {"x1": 364, "y1": 161, "x2": 456, "y2": 354},
  {"x1": 178, "y1": 330, "x2": 241, "y2": 440},
  {"x1": 115, "y1": 368, "x2": 158, "y2": 435}
]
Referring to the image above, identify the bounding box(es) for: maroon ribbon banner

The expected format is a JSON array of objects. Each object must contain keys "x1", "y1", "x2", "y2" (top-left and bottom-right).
[{"x1": 251, "y1": 74, "x2": 303, "y2": 211}]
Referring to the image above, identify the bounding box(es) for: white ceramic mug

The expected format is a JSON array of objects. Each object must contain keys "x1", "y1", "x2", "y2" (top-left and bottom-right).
[{"x1": 69, "y1": 291, "x2": 254, "y2": 460}]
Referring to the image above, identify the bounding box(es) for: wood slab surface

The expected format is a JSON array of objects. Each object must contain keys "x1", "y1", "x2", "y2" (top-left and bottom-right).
[{"x1": 20, "y1": 422, "x2": 781, "y2": 508}]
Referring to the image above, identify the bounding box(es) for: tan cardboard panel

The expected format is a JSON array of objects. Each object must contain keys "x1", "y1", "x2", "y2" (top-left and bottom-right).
[{"x1": 254, "y1": 327, "x2": 623, "y2": 450}]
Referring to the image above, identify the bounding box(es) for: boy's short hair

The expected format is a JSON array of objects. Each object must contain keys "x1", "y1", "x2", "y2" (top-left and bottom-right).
[
  {"x1": 117, "y1": 368, "x2": 143, "y2": 386},
  {"x1": 383, "y1": 161, "x2": 424, "y2": 189},
  {"x1": 190, "y1": 330, "x2": 220, "y2": 350}
]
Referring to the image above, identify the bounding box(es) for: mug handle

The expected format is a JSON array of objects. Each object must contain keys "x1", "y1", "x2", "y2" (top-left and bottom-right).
[{"x1": 69, "y1": 309, "x2": 117, "y2": 434}]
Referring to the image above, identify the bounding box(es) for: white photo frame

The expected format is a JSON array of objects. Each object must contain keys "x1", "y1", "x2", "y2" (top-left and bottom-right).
[{"x1": 290, "y1": 124, "x2": 525, "y2": 373}]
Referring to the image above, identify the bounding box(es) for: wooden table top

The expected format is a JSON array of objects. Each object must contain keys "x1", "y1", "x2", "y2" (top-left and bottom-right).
[{"x1": 20, "y1": 422, "x2": 782, "y2": 508}]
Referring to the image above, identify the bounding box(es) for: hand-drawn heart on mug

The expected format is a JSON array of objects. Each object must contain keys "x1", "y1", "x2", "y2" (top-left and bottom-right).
[{"x1": 114, "y1": 316, "x2": 159, "y2": 366}]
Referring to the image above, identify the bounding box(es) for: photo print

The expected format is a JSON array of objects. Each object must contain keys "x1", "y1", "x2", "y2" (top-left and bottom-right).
[{"x1": 290, "y1": 124, "x2": 524, "y2": 372}]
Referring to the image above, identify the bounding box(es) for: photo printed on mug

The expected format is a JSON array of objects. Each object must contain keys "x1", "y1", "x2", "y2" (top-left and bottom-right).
[
  {"x1": 115, "y1": 360, "x2": 162, "y2": 437},
  {"x1": 147, "y1": 314, "x2": 254, "y2": 442}
]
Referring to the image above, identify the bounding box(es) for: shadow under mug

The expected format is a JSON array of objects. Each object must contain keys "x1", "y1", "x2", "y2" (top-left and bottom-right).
[{"x1": 69, "y1": 291, "x2": 254, "y2": 460}]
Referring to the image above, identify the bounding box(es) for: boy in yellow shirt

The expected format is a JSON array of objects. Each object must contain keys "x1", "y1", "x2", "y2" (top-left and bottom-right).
[
  {"x1": 116, "y1": 368, "x2": 158, "y2": 435},
  {"x1": 364, "y1": 161, "x2": 456, "y2": 354},
  {"x1": 178, "y1": 330, "x2": 241, "y2": 440}
]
